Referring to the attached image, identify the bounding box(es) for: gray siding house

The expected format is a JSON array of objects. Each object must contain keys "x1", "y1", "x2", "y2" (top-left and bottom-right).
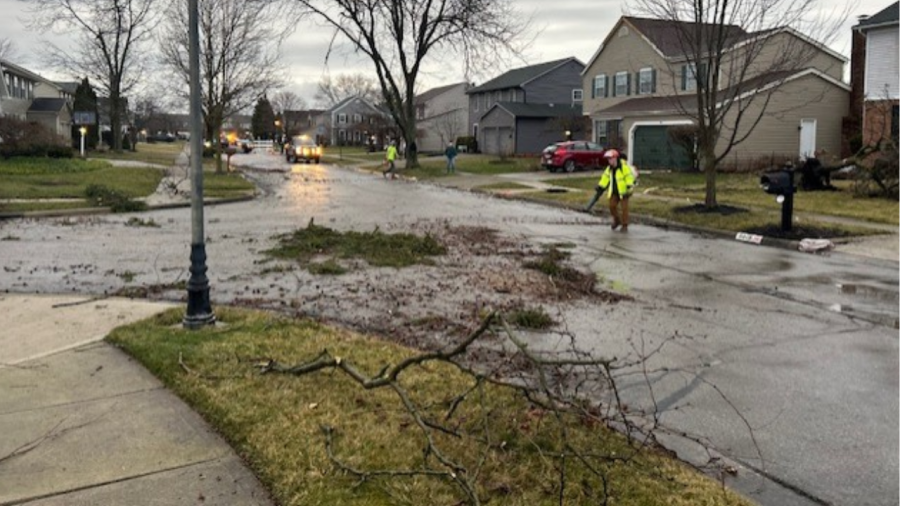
[
  {"x1": 0, "y1": 59, "x2": 74, "y2": 142},
  {"x1": 467, "y1": 57, "x2": 586, "y2": 155},
  {"x1": 415, "y1": 82, "x2": 470, "y2": 153},
  {"x1": 582, "y1": 17, "x2": 849, "y2": 170},
  {"x1": 316, "y1": 96, "x2": 388, "y2": 146}
]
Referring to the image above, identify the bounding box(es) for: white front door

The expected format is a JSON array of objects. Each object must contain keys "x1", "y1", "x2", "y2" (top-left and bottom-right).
[{"x1": 799, "y1": 119, "x2": 817, "y2": 159}]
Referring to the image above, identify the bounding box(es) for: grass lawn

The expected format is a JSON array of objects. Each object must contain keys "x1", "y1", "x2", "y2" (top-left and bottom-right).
[
  {"x1": 108, "y1": 307, "x2": 753, "y2": 506},
  {"x1": 524, "y1": 188, "x2": 882, "y2": 238},
  {"x1": 546, "y1": 172, "x2": 899, "y2": 226},
  {"x1": 91, "y1": 141, "x2": 186, "y2": 167},
  {"x1": 203, "y1": 172, "x2": 257, "y2": 198},
  {"x1": 0, "y1": 157, "x2": 164, "y2": 200},
  {"x1": 419, "y1": 154, "x2": 542, "y2": 176}
]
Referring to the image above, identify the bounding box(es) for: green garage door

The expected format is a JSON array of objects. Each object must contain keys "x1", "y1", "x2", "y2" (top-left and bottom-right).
[{"x1": 632, "y1": 126, "x2": 691, "y2": 170}]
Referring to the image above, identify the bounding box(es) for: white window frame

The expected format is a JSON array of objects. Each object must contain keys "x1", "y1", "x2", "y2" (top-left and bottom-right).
[
  {"x1": 572, "y1": 89, "x2": 583, "y2": 102},
  {"x1": 338, "y1": 113, "x2": 347, "y2": 124},
  {"x1": 638, "y1": 68, "x2": 654, "y2": 95},
  {"x1": 684, "y1": 64, "x2": 698, "y2": 91},
  {"x1": 353, "y1": 114, "x2": 361, "y2": 123},
  {"x1": 614, "y1": 71, "x2": 629, "y2": 96},
  {"x1": 593, "y1": 74, "x2": 606, "y2": 98}
]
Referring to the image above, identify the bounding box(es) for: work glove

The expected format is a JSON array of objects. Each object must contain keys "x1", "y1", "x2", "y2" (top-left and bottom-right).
[{"x1": 625, "y1": 185, "x2": 634, "y2": 197}]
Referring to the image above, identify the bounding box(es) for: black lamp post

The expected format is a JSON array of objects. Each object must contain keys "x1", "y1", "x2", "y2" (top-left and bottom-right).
[{"x1": 183, "y1": 0, "x2": 214, "y2": 329}]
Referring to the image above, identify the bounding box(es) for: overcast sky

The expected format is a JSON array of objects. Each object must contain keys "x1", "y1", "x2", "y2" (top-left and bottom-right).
[{"x1": 0, "y1": 0, "x2": 890, "y2": 109}]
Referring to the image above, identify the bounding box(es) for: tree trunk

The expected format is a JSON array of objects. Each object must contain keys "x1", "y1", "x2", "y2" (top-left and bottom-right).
[{"x1": 702, "y1": 145, "x2": 718, "y2": 208}]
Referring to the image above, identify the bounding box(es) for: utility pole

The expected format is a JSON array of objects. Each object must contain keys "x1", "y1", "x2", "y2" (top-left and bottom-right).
[{"x1": 183, "y1": 0, "x2": 215, "y2": 328}]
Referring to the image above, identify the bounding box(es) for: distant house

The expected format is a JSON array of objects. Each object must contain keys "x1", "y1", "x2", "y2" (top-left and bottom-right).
[
  {"x1": 851, "y1": 2, "x2": 899, "y2": 149},
  {"x1": 467, "y1": 58, "x2": 585, "y2": 155},
  {"x1": 315, "y1": 96, "x2": 388, "y2": 146},
  {"x1": 582, "y1": 17, "x2": 849, "y2": 170},
  {"x1": 0, "y1": 59, "x2": 74, "y2": 142},
  {"x1": 414, "y1": 82, "x2": 470, "y2": 153},
  {"x1": 283, "y1": 109, "x2": 324, "y2": 138}
]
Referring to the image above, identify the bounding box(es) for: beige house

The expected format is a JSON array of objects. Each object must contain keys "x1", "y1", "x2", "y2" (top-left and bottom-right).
[
  {"x1": 414, "y1": 82, "x2": 469, "y2": 153},
  {"x1": 582, "y1": 17, "x2": 849, "y2": 170},
  {"x1": 0, "y1": 59, "x2": 74, "y2": 142}
]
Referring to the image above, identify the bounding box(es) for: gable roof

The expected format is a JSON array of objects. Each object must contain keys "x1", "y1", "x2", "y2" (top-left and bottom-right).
[
  {"x1": 415, "y1": 82, "x2": 468, "y2": 104},
  {"x1": 626, "y1": 17, "x2": 748, "y2": 59},
  {"x1": 855, "y1": 2, "x2": 899, "y2": 31},
  {"x1": 327, "y1": 95, "x2": 383, "y2": 116},
  {"x1": 467, "y1": 57, "x2": 584, "y2": 94},
  {"x1": 486, "y1": 102, "x2": 582, "y2": 119},
  {"x1": 29, "y1": 98, "x2": 69, "y2": 113}
]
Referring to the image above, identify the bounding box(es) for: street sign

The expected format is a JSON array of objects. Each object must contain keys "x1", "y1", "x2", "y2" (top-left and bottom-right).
[{"x1": 73, "y1": 112, "x2": 96, "y2": 125}]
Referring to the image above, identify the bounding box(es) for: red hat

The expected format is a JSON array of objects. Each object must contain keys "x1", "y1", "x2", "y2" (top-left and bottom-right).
[{"x1": 604, "y1": 149, "x2": 619, "y2": 159}]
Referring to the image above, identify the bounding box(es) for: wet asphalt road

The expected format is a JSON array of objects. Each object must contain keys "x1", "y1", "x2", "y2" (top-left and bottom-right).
[{"x1": 1, "y1": 158, "x2": 897, "y2": 506}]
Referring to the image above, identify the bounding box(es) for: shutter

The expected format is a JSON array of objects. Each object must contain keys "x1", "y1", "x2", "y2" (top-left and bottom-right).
[
  {"x1": 604, "y1": 75, "x2": 609, "y2": 97},
  {"x1": 635, "y1": 72, "x2": 640, "y2": 94},
  {"x1": 627, "y1": 73, "x2": 631, "y2": 96},
  {"x1": 591, "y1": 77, "x2": 596, "y2": 98},
  {"x1": 651, "y1": 69, "x2": 657, "y2": 93},
  {"x1": 612, "y1": 76, "x2": 616, "y2": 97},
  {"x1": 681, "y1": 66, "x2": 686, "y2": 91}
]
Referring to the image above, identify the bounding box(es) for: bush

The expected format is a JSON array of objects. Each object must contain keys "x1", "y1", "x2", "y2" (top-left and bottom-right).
[
  {"x1": 85, "y1": 184, "x2": 148, "y2": 213},
  {"x1": 47, "y1": 145, "x2": 74, "y2": 158},
  {"x1": 455, "y1": 136, "x2": 478, "y2": 153},
  {"x1": 0, "y1": 116, "x2": 68, "y2": 159}
]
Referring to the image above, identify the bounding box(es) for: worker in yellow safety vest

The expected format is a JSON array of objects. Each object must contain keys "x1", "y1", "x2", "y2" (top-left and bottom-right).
[{"x1": 583, "y1": 149, "x2": 636, "y2": 231}]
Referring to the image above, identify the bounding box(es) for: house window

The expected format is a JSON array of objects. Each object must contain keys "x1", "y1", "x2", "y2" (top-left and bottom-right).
[
  {"x1": 494, "y1": 91, "x2": 501, "y2": 103},
  {"x1": 353, "y1": 114, "x2": 361, "y2": 123},
  {"x1": 614, "y1": 72, "x2": 629, "y2": 97},
  {"x1": 339, "y1": 129, "x2": 346, "y2": 141},
  {"x1": 593, "y1": 74, "x2": 607, "y2": 98},
  {"x1": 474, "y1": 94, "x2": 479, "y2": 112},
  {"x1": 681, "y1": 63, "x2": 707, "y2": 91},
  {"x1": 572, "y1": 89, "x2": 583, "y2": 102},
  {"x1": 638, "y1": 68, "x2": 655, "y2": 95},
  {"x1": 338, "y1": 113, "x2": 347, "y2": 124},
  {"x1": 594, "y1": 120, "x2": 608, "y2": 145}
]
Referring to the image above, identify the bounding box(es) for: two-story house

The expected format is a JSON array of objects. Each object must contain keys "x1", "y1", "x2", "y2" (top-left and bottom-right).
[
  {"x1": 313, "y1": 96, "x2": 389, "y2": 147},
  {"x1": 282, "y1": 109, "x2": 324, "y2": 138},
  {"x1": 851, "y1": 2, "x2": 899, "y2": 149},
  {"x1": 414, "y1": 82, "x2": 470, "y2": 153},
  {"x1": 467, "y1": 57, "x2": 585, "y2": 155},
  {"x1": 1, "y1": 59, "x2": 74, "y2": 142},
  {"x1": 582, "y1": 17, "x2": 849, "y2": 170}
]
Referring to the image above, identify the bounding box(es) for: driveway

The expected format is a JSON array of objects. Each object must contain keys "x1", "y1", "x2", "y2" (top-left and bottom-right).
[{"x1": 1, "y1": 155, "x2": 896, "y2": 506}]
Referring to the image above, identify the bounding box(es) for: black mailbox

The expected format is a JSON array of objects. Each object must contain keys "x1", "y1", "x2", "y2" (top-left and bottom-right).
[
  {"x1": 760, "y1": 166, "x2": 796, "y2": 231},
  {"x1": 760, "y1": 170, "x2": 794, "y2": 195}
]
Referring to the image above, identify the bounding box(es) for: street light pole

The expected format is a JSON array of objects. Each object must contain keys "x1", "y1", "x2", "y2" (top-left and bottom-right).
[
  {"x1": 183, "y1": 0, "x2": 215, "y2": 329},
  {"x1": 79, "y1": 126, "x2": 87, "y2": 158}
]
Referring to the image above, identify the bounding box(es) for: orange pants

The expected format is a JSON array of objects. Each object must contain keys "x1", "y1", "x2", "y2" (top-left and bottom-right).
[{"x1": 609, "y1": 195, "x2": 629, "y2": 229}]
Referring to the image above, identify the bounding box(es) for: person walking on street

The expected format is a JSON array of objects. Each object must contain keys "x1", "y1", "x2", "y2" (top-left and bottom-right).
[
  {"x1": 383, "y1": 140, "x2": 399, "y2": 179},
  {"x1": 583, "y1": 149, "x2": 636, "y2": 231},
  {"x1": 444, "y1": 142, "x2": 458, "y2": 174}
]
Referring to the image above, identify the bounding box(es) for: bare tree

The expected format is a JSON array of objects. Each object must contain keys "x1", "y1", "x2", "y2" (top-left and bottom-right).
[
  {"x1": 631, "y1": 0, "x2": 846, "y2": 208},
  {"x1": 271, "y1": 90, "x2": 307, "y2": 115},
  {"x1": 158, "y1": 0, "x2": 289, "y2": 171},
  {"x1": 290, "y1": 0, "x2": 531, "y2": 168},
  {"x1": 25, "y1": 0, "x2": 158, "y2": 152},
  {"x1": 0, "y1": 38, "x2": 18, "y2": 61},
  {"x1": 314, "y1": 73, "x2": 381, "y2": 108},
  {"x1": 433, "y1": 110, "x2": 465, "y2": 148}
]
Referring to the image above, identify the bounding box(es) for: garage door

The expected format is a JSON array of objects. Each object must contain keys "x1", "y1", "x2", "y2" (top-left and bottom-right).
[{"x1": 632, "y1": 126, "x2": 691, "y2": 170}]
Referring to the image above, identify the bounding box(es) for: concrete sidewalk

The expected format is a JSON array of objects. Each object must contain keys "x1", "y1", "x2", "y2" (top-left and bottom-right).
[{"x1": 0, "y1": 294, "x2": 274, "y2": 505}]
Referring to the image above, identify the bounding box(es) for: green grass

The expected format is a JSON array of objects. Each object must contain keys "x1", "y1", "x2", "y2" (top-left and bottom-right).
[
  {"x1": 0, "y1": 201, "x2": 94, "y2": 213},
  {"x1": 91, "y1": 141, "x2": 186, "y2": 167},
  {"x1": 203, "y1": 172, "x2": 256, "y2": 198},
  {"x1": 264, "y1": 219, "x2": 446, "y2": 271},
  {"x1": 421, "y1": 154, "x2": 541, "y2": 176},
  {"x1": 107, "y1": 307, "x2": 754, "y2": 506},
  {"x1": 0, "y1": 157, "x2": 164, "y2": 200},
  {"x1": 547, "y1": 172, "x2": 899, "y2": 225},
  {"x1": 525, "y1": 188, "x2": 882, "y2": 237}
]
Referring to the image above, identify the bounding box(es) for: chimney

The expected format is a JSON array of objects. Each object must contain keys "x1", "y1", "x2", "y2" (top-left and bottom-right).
[{"x1": 849, "y1": 17, "x2": 867, "y2": 122}]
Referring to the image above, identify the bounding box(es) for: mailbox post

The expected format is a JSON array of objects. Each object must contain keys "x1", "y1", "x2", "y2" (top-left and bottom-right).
[{"x1": 760, "y1": 163, "x2": 796, "y2": 232}]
